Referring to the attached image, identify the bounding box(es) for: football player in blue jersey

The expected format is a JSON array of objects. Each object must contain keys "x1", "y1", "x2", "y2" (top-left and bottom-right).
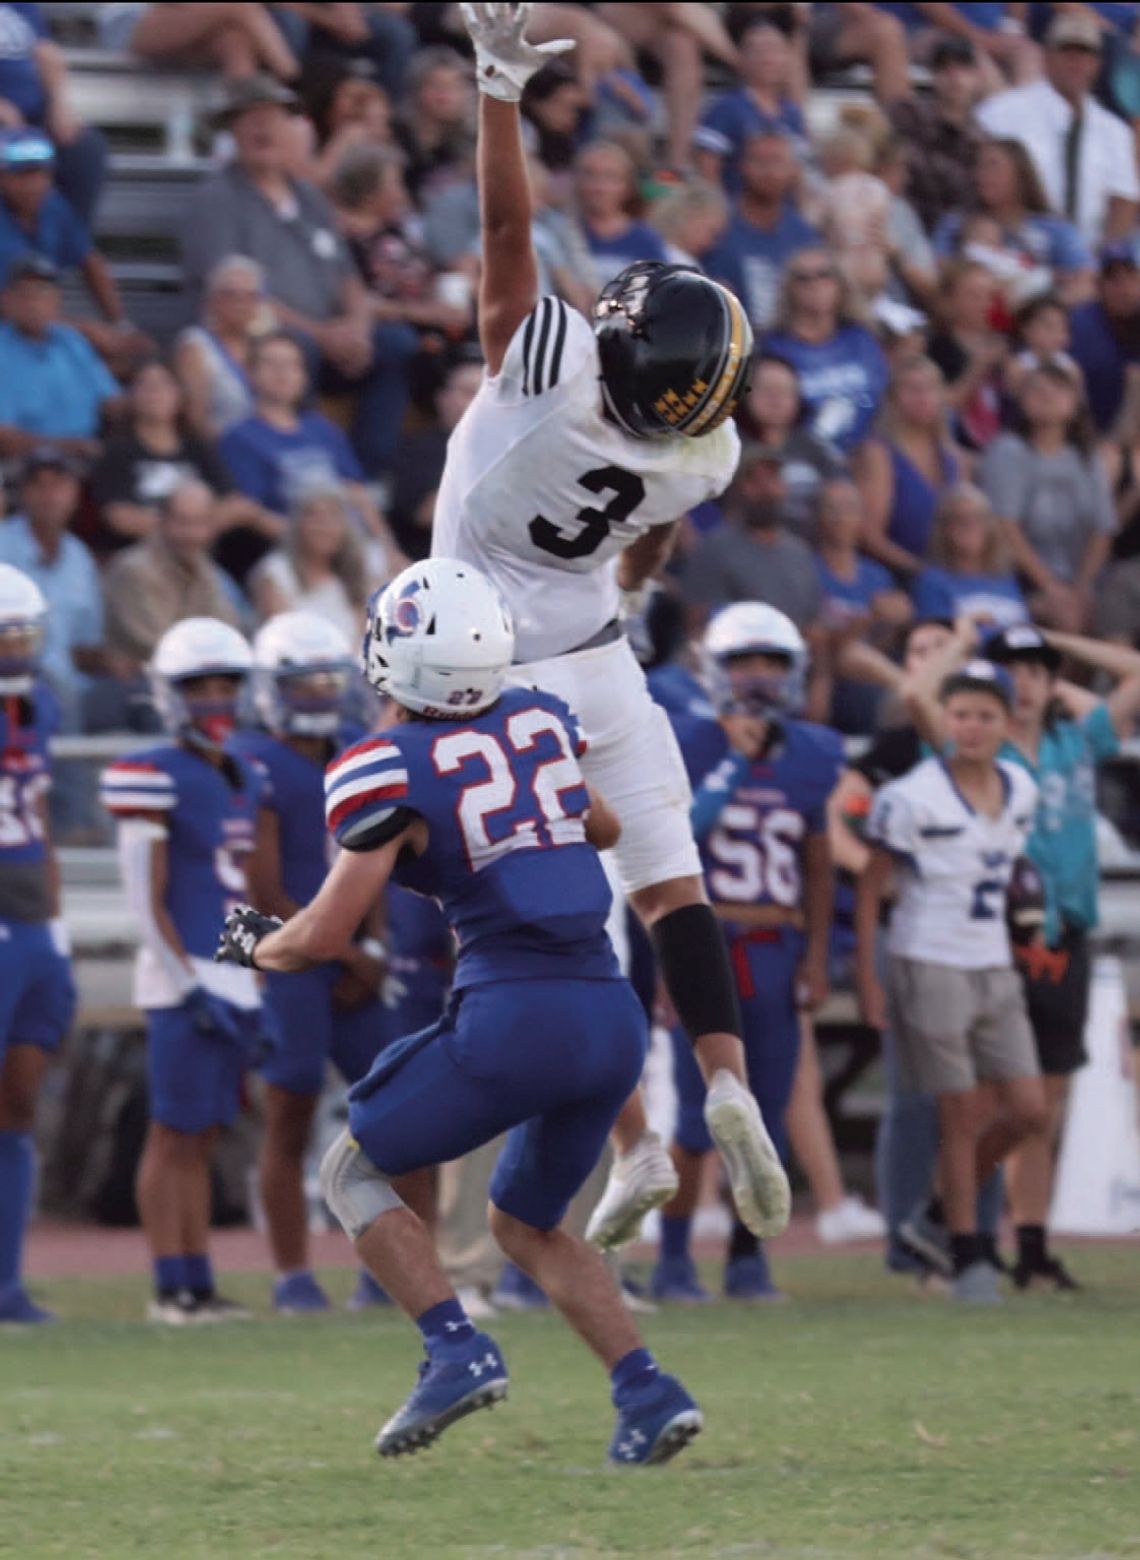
[
  {"x1": 101, "y1": 618, "x2": 270, "y2": 1324},
  {"x1": 0, "y1": 565, "x2": 77, "y2": 1324},
  {"x1": 235, "y1": 612, "x2": 393, "y2": 1314},
  {"x1": 652, "y1": 603, "x2": 844, "y2": 1302},
  {"x1": 218, "y1": 558, "x2": 702, "y2": 1467}
]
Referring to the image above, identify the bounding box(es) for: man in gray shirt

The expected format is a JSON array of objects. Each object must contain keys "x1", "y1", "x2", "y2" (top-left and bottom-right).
[
  {"x1": 680, "y1": 443, "x2": 824, "y2": 629},
  {"x1": 181, "y1": 77, "x2": 416, "y2": 473}
]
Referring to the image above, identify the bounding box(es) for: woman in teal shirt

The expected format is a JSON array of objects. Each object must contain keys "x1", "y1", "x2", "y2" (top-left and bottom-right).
[{"x1": 909, "y1": 619, "x2": 1140, "y2": 1290}]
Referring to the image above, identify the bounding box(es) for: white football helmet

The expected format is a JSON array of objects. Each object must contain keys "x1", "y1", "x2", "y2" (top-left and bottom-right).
[
  {"x1": 252, "y1": 612, "x2": 353, "y2": 738},
  {"x1": 149, "y1": 616, "x2": 253, "y2": 749},
  {"x1": 363, "y1": 559, "x2": 514, "y2": 717},
  {"x1": 0, "y1": 563, "x2": 46, "y2": 696},
  {"x1": 703, "y1": 601, "x2": 807, "y2": 716}
]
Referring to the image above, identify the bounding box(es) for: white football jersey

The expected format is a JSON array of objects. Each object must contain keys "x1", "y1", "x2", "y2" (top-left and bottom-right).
[
  {"x1": 432, "y1": 296, "x2": 740, "y2": 663},
  {"x1": 869, "y1": 756, "x2": 1039, "y2": 969}
]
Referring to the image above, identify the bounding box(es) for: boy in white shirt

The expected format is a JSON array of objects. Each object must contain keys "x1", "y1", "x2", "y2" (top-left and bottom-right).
[{"x1": 855, "y1": 661, "x2": 1048, "y2": 1303}]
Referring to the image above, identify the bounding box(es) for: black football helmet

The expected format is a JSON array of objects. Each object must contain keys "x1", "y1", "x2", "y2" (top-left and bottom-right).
[{"x1": 593, "y1": 261, "x2": 753, "y2": 439}]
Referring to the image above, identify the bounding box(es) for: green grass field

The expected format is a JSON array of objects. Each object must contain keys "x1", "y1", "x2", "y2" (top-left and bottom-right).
[{"x1": 3, "y1": 1249, "x2": 1139, "y2": 1560}]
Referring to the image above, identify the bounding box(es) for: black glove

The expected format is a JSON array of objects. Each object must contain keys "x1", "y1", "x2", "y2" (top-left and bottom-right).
[{"x1": 215, "y1": 904, "x2": 283, "y2": 969}]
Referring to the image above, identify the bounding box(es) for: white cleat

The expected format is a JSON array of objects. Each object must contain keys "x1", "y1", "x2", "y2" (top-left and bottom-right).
[
  {"x1": 816, "y1": 1195, "x2": 887, "y2": 1245},
  {"x1": 703, "y1": 1070, "x2": 791, "y2": 1239},
  {"x1": 585, "y1": 1131, "x2": 679, "y2": 1250}
]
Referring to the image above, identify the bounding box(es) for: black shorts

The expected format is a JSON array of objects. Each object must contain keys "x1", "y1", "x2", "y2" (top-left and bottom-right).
[{"x1": 1013, "y1": 926, "x2": 1092, "y2": 1077}]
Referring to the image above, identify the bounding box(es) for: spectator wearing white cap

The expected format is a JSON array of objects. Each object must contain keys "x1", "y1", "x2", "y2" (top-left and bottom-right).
[{"x1": 976, "y1": 12, "x2": 1140, "y2": 245}]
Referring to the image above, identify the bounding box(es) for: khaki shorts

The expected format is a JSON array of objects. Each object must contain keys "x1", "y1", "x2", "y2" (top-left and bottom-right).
[{"x1": 885, "y1": 957, "x2": 1040, "y2": 1095}]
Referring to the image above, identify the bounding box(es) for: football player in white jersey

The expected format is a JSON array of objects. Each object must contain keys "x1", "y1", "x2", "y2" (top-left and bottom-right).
[
  {"x1": 433, "y1": 3, "x2": 789, "y2": 1250},
  {"x1": 855, "y1": 661, "x2": 1048, "y2": 1304}
]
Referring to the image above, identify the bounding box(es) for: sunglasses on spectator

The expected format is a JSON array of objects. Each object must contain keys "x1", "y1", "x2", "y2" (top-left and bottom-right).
[{"x1": 790, "y1": 267, "x2": 835, "y2": 282}]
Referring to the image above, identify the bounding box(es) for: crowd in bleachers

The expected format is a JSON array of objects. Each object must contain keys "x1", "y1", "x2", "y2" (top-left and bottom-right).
[{"x1": 6, "y1": 2, "x2": 1140, "y2": 772}]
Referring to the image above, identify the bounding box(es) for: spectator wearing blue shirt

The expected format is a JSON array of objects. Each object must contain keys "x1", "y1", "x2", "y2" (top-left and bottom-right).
[
  {"x1": 573, "y1": 140, "x2": 667, "y2": 290},
  {"x1": 764, "y1": 249, "x2": 890, "y2": 454},
  {"x1": 855, "y1": 354, "x2": 964, "y2": 578},
  {"x1": 702, "y1": 132, "x2": 822, "y2": 332},
  {"x1": 0, "y1": 3, "x2": 107, "y2": 224},
  {"x1": 932, "y1": 139, "x2": 1094, "y2": 306},
  {"x1": 0, "y1": 447, "x2": 103, "y2": 721},
  {"x1": 814, "y1": 476, "x2": 912, "y2": 732},
  {"x1": 1068, "y1": 242, "x2": 1140, "y2": 433},
  {"x1": 912, "y1": 483, "x2": 1028, "y2": 629},
  {"x1": 218, "y1": 331, "x2": 390, "y2": 582},
  {"x1": 0, "y1": 254, "x2": 120, "y2": 458},
  {"x1": 0, "y1": 129, "x2": 148, "y2": 368},
  {"x1": 695, "y1": 20, "x2": 809, "y2": 197}
]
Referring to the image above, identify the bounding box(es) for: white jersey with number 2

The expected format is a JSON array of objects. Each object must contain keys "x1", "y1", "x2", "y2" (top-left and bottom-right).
[
  {"x1": 432, "y1": 296, "x2": 740, "y2": 664},
  {"x1": 869, "y1": 756, "x2": 1039, "y2": 969}
]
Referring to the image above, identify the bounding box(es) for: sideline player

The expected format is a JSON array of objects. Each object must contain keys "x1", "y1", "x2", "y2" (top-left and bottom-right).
[
  {"x1": 856, "y1": 661, "x2": 1047, "y2": 1304},
  {"x1": 904, "y1": 619, "x2": 1140, "y2": 1288},
  {"x1": 101, "y1": 619, "x2": 268, "y2": 1323},
  {"x1": 218, "y1": 560, "x2": 702, "y2": 1465},
  {"x1": 0, "y1": 565, "x2": 76, "y2": 1324},
  {"x1": 653, "y1": 605, "x2": 842, "y2": 1302},
  {"x1": 236, "y1": 612, "x2": 391, "y2": 1313},
  {"x1": 435, "y1": 3, "x2": 787, "y2": 1249}
]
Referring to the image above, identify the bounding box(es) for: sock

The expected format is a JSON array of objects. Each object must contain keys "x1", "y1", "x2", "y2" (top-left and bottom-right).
[
  {"x1": 660, "y1": 1214, "x2": 692, "y2": 1264},
  {"x1": 977, "y1": 1232, "x2": 1001, "y2": 1269},
  {"x1": 1016, "y1": 1223, "x2": 1047, "y2": 1269},
  {"x1": 976, "y1": 1166, "x2": 1004, "y2": 1237},
  {"x1": 950, "y1": 1233, "x2": 980, "y2": 1276},
  {"x1": 611, "y1": 1347, "x2": 660, "y2": 1403},
  {"x1": 927, "y1": 1196, "x2": 945, "y2": 1228},
  {"x1": 184, "y1": 1253, "x2": 214, "y2": 1300},
  {"x1": 728, "y1": 1219, "x2": 759, "y2": 1264},
  {"x1": 154, "y1": 1255, "x2": 186, "y2": 1298},
  {"x1": 0, "y1": 1130, "x2": 34, "y2": 1294},
  {"x1": 417, "y1": 1297, "x2": 475, "y2": 1356}
]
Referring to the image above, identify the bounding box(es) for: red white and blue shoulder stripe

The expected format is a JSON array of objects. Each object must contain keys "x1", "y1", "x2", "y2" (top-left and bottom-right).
[
  {"x1": 324, "y1": 737, "x2": 409, "y2": 846},
  {"x1": 100, "y1": 759, "x2": 178, "y2": 815}
]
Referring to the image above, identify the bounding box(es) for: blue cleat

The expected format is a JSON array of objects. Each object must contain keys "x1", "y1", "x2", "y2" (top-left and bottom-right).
[
  {"x1": 723, "y1": 1250, "x2": 781, "y2": 1301},
  {"x1": 273, "y1": 1272, "x2": 332, "y2": 1314},
  {"x1": 649, "y1": 1256, "x2": 712, "y2": 1304},
  {"x1": 375, "y1": 1333, "x2": 509, "y2": 1457},
  {"x1": 491, "y1": 1261, "x2": 549, "y2": 1311},
  {"x1": 347, "y1": 1269, "x2": 394, "y2": 1311},
  {"x1": 0, "y1": 1285, "x2": 56, "y2": 1325},
  {"x1": 609, "y1": 1372, "x2": 703, "y2": 1466}
]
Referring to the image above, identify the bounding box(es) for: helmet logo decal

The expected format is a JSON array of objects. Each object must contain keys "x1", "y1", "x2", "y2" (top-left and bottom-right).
[
  {"x1": 388, "y1": 580, "x2": 423, "y2": 640},
  {"x1": 655, "y1": 379, "x2": 710, "y2": 425}
]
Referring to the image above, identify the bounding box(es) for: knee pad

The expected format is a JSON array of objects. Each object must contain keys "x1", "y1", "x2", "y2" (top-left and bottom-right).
[
  {"x1": 318, "y1": 1129, "x2": 405, "y2": 1241},
  {"x1": 651, "y1": 903, "x2": 742, "y2": 1044}
]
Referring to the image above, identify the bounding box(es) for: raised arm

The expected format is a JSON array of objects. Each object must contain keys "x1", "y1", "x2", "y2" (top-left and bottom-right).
[
  {"x1": 1043, "y1": 629, "x2": 1140, "y2": 737},
  {"x1": 462, "y1": 3, "x2": 573, "y2": 374}
]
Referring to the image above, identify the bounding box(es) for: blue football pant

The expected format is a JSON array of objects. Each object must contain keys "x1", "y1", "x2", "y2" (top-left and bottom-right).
[{"x1": 348, "y1": 978, "x2": 647, "y2": 1231}]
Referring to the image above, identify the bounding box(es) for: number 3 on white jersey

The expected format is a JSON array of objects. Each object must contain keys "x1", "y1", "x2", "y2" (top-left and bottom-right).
[{"x1": 432, "y1": 709, "x2": 585, "y2": 869}]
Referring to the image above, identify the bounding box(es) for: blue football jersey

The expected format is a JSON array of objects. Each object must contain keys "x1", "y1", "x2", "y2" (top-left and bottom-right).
[
  {"x1": 676, "y1": 713, "x2": 844, "y2": 910},
  {"x1": 0, "y1": 683, "x2": 58, "y2": 923},
  {"x1": 0, "y1": 682, "x2": 57, "y2": 868},
  {"x1": 386, "y1": 882, "x2": 452, "y2": 963},
  {"x1": 324, "y1": 687, "x2": 618, "y2": 989},
  {"x1": 100, "y1": 742, "x2": 263, "y2": 960},
  {"x1": 233, "y1": 722, "x2": 364, "y2": 906}
]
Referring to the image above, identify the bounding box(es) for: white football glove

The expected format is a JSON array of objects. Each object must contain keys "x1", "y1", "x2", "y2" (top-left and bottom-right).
[{"x1": 460, "y1": 2, "x2": 574, "y2": 103}]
